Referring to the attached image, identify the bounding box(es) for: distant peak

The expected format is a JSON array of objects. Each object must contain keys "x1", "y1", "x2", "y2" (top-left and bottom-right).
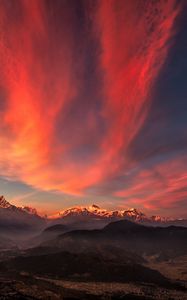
[
  {"x1": 22, "y1": 206, "x2": 38, "y2": 215},
  {"x1": 91, "y1": 204, "x2": 100, "y2": 209},
  {"x1": 0, "y1": 195, "x2": 11, "y2": 208},
  {"x1": 0, "y1": 196, "x2": 40, "y2": 217}
]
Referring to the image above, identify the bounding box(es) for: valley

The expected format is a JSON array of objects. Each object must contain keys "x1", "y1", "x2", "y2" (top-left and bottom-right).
[{"x1": 0, "y1": 196, "x2": 187, "y2": 299}]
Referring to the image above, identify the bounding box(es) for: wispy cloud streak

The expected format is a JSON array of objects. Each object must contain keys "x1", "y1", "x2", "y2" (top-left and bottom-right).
[{"x1": 0, "y1": 0, "x2": 183, "y2": 214}]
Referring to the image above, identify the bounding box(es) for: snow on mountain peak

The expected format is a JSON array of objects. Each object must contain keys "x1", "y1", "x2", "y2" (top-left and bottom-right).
[
  {"x1": 91, "y1": 204, "x2": 100, "y2": 209},
  {"x1": 0, "y1": 196, "x2": 174, "y2": 225},
  {"x1": 21, "y1": 206, "x2": 38, "y2": 215},
  {"x1": 0, "y1": 196, "x2": 12, "y2": 208},
  {"x1": 48, "y1": 204, "x2": 149, "y2": 221},
  {"x1": 0, "y1": 196, "x2": 40, "y2": 218}
]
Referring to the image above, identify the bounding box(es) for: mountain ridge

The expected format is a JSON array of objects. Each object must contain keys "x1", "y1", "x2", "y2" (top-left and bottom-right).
[
  {"x1": 0, "y1": 196, "x2": 39, "y2": 216},
  {"x1": 48, "y1": 203, "x2": 173, "y2": 224},
  {"x1": 0, "y1": 196, "x2": 46, "y2": 234},
  {"x1": 1, "y1": 196, "x2": 187, "y2": 227}
]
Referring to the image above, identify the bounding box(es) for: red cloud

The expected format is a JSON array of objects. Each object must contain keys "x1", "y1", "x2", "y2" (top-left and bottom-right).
[
  {"x1": 94, "y1": 0, "x2": 179, "y2": 159},
  {"x1": 0, "y1": 0, "x2": 181, "y2": 198},
  {"x1": 115, "y1": 154, "x2": 187, "y2": 212}
]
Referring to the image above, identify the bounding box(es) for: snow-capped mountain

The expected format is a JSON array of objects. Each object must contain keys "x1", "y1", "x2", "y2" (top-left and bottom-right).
[
  {"x1": 0, "y1": 196, "x2": 12, "y2": 209},
  {"x1": 49, "y1": 204, "x2": 187, "y2": 227},
  {"x1": 21, "y1": 206, "x2": 38, "y2": 215},
  {"x1": 0, "y1": 196, "x2": 45, "y2": 231},
  {"x1": 150, "y1": 215, "x2": 169, "y2": 222},
  {"x1": 49, "y1": 204, "x2": 153, "y2": 223},
  {"x1": 0, "y1": 196, "x2": 39, "y2": 215},
  {"x1": 0, "y1": 196, "x2": 171, "y2": 224},
  {"x1": 0, "y1": 196, "x2": 186, "y2": 228}
]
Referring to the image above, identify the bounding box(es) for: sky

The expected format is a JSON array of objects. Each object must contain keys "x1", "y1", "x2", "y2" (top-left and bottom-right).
[{"x1": 0, "y1": 0, "x2": 187, "y2": 217}]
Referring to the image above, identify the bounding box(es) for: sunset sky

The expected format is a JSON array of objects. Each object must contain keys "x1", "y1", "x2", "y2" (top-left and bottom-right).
[{"x1": 0, "y1": 0, "x2": 187, "y2": 217}]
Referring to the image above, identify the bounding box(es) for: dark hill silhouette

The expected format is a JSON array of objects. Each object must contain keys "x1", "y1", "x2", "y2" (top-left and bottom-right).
[
  {"x1": 41, "y1": 220, "x2": 187, "y2": 260},
  {"x1": 43, "y1": 224, "x2": 69, "y2": 233}
]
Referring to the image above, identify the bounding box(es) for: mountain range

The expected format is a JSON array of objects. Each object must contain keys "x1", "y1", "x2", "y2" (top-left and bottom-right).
[
  {"x1": 48, "y1": 203, "x2": 187, "y2": 227},
  {"x1": 1, "y1": 195, "x2": 187, "y2": 228}
]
